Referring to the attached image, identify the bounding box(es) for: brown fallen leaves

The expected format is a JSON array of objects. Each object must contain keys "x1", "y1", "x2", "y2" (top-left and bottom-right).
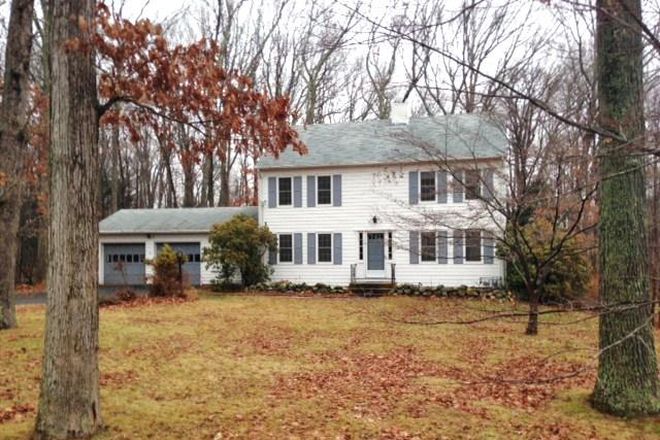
[
  {"x1": 0, "y1": 403, "x2": 34, "y2": 424},
  {"x1": 264, "y1": 341, "x2": 594, "y2": 439}
]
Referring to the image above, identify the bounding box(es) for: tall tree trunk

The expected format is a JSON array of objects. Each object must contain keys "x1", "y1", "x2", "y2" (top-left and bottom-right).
[
  {"x1": 591, "y1": 0, "x2": 659, "y2": 417},
  {"x1": 34, "y1": 0, "x2": 103, "y2": 437},
  {"x1": 0, "y1": 0, "x2": 35, "y2": 330},
  {"x1": 110, "y1": 125, "x2": 119, "y2": 213},
  {"x1": 202, "y1": 150, "x2": 214, "y2": 207}
]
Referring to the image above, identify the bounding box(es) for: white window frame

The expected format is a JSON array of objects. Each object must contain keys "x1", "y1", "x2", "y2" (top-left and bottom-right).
[
  {"x1": 278, "y1": 233, "x2": 293, "y2": 264},
  {"x1": 420, "y1": 231, "x2": 437, "y2": 263},
  {"x1": 316, "y1": 175, "x2": 333, "y2": 206},
  {"x1": 419, "y1": 171, "x2": 436, "y2": 203},
  {"x1": 277, "y1": 176, "x2": 293, "y2": 207},
  {"x1": 464, "y1": 229, "x2": 482, "y2": 263},
  {"x1": 317, "y1": 232, "x2": 333, "y2": 264}
]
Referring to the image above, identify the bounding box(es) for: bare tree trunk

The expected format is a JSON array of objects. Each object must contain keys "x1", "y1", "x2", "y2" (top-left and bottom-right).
[
  {"x1": 591, "y1": 0, "x2": 659, "y2": 417},
  {"x1": 34, "y1": 0, "x2": 103, "y2": 437},
  {"x1": 525, "y1": 288, "x2": 539, "y2": 336},
  {"x1": 0, "y1": 0, "x2": 35, "y2": 330},
  {"x1": 202, "y1": 150, "x2": 214, "y2": 207},
  {"x1": 109, "y1": 125, "x2": 119, "y2": 213}
]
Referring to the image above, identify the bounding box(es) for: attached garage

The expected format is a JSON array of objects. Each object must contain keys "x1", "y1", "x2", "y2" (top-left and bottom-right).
[
  {"x1": 103, "y1": 243, "x2": 146, "y2": 285},
  {"x1": 99, "y1": 206, "x2": 258, "y2": 286},
  {"x1": 156, "y1": 242, "x2": 202, "y2": 286}
]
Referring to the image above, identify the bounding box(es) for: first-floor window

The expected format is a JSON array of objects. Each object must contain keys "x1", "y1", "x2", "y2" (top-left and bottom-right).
[
  {"x1": 387, "y1": 232, "x2": 393, "y2": 259},
  {"x1": 359, "y1": 232, "x2": 364, "y2": 260},
  {"x1": 421, "y1": 232, "x2": 436, "y2": 262},
  {"x1": 279, "y1": 234, "x2": 293, "y2": 263},
  {"x1": 318, "y1": 233, "x2": 332, "y2": 262},
  {"x1": 465, "y1": 229, "x2": 481, "y2": 261}
]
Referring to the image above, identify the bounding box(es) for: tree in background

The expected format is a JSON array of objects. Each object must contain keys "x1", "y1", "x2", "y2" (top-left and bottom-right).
[
  {"x1": 205, "y1": 214, "x2": 276, "y2": 287},
  {"x1": 0, "y1": 0, "x2": 34, "y2": 330}
]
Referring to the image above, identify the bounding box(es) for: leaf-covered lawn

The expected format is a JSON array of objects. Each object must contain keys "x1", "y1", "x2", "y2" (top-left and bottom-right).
[{"x1": 1, "y1": 295, "x2": 659, "y2": 439}]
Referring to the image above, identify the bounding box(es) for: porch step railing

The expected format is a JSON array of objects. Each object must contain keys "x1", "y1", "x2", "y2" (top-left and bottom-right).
[{"x1": 350, "y1": 263, "x2": 396, "y2": 285}]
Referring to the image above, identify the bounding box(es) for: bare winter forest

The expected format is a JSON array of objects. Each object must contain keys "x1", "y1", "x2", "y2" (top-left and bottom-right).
[{"x1": 1, "y1": 0, "x2": 660, "y2": 438}]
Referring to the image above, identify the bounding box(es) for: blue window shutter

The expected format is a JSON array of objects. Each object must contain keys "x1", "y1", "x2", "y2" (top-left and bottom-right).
[
  {"x1": 268, "y1": 177, "x2": 277, "y2": 208},
  {"x1": 409, "y1": 231, "x2": 419, "y2": 264},
  {"x1": 307, "y1": 176, "x2": 316, "y2": 207},
  {"x1": 307, "y1": 233, "x2": 316, "y2": 264},
  {"x1": 453, "y1": 170, "x2": 464, "y2": 203},
  {"x1": 484, "y1": 233, "x2": 495, "y2": 264},
  {"x1": 268, "y1": 243, "x2": 277, "y2": 265},
  {"x1": 332, "y1": 175, "x2": 342, "y2": 207},
  {"x1": 437, "y1": 171, "x2": 447, "y2": 204},
  {"x1": 438, "y1": 230, "x2": 448, "y2": 264},
  {"x1": 293, "y1": 176, "x2": 302, "y2": 207},
  {"x1": 484, "y1": 169, "x2": 495, "y2": 201},
  {"x1": 453, "y1": 230, "x2": 464, "y2": 264},
  {"x1": 333, "y1": 233, "x2": 342, "y2": 265},
  {"x1": 409, "y1": 171, "x2": 419, "y2": 204},
  {"x1": 294, "y1": 233, "x2": 303, "y2": 264}
]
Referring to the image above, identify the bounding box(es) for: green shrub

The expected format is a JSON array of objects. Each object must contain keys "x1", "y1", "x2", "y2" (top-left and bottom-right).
[
  {"x1": 148, "y1": 244, "x2": 186, "y2": 297},
  {"x1": 204, "y1": 214, "x2": 276, "y2": 287},
  {"x1": 505, "y1": 222, "x2": 590, "y2": 304}
]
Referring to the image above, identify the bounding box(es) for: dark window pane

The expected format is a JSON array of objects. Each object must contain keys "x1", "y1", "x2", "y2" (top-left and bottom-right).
[
  {"x1": 133, "y1": 254, "x2": 139, "y2": 263},
  {"x1": 279, "y1": 234, "x2": 293, "y2": 262},
  {"x1": 112, "y1": 255, "x2": 119, "y2": 262},
  {"x1": 420, "y1": 171, "x2": 436, "y2": 201},
  {"x1": 421, "y1": 232, "x2": 436, "y2": 261},
  {"x1": 278, "y1": 177, "x2": 292, "y2": 205},
  {"x1": 388, "y1": 232, "x2": 393, "y2": 259},
  {"x1": 465, "y1": 229, "x2": 481, "y2": 261},
  {"x1": 140, "y1": 254, "x2": 145, "y2": 262},
  {"x1": 317, "y1": 176, "x2": 332, "y2": 205},
  {"x1": 119, "y1": 254, "x2": 126, "y2": 262},
  {"x1": 107, "y1": 255, "x2": 112, "y2": 263},
  {"x1": 195, "y1": 254, "x2": 201, "y2": 262},
  {"x1": 126, "y1": 254, "x2": 133, "y2": 263},
  {"x1": 359, "y1": 232, "x2": 363, "y2": 260},
  {"x1": 318, "y1": 234, "x2": 332, "y2": 262},
  {"x1": 465, "y1": 170, "x2": 481, "y2": 200},
  {"x1": 187, "y1": 254, "x2": 194, "y2": 262}
]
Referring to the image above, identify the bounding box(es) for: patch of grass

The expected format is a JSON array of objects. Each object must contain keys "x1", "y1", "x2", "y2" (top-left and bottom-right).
[{"x1": 1, "y1": 294, "x2": 659, "y2": 439}]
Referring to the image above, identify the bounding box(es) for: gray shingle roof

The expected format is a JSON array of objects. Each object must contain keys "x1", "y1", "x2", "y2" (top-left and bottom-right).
[
  {"x1": 99, "y1": 207, "x2": 258, "y2": 234},
  {"x1": 258, "y1": 113, "x2": 506, "y2": 170}
]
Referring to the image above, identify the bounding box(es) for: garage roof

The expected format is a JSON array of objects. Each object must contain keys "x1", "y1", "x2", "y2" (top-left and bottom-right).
[{"x1": 100, "y1": 207, "x2": 258, "y2": 235}]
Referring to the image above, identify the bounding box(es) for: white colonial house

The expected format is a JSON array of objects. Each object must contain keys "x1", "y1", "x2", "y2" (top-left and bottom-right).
[
  {"x1": 98, "y1": 106, "x2": 506, "y2": 288},
  {"x1": 258, "y1": 106, "x2": 507, "y2": 287}
]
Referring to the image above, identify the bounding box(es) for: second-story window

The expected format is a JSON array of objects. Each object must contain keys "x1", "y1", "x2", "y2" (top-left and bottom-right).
[
  {"x1": 317, "y1": 176, "x2": 332, "y2": 205},
  {"x1": 420, "y1": 171, "x2": 436, "y2": 201},
  {"x1": 278, "y1": 177, "x2": 292, "y2": 206},
  {"x1": 465, "y1": 170, "x2": 481, "y2": 200}
]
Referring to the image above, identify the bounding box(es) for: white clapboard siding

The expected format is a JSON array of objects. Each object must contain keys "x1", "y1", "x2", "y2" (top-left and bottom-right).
[{"x1": 260, "y1": 160, "x2": 506, "y2": 287}]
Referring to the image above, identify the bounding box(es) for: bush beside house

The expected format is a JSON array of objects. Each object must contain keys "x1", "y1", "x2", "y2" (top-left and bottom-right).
[{"x1": 204, "y1": 214, "x2": 276, "y2": 287}]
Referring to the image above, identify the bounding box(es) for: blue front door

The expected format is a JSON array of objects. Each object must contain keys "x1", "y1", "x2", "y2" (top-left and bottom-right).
[{"x1": 367, "y1": 233, "x2": 385, "y2": 277}]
